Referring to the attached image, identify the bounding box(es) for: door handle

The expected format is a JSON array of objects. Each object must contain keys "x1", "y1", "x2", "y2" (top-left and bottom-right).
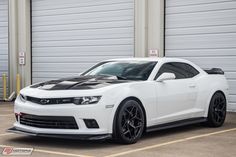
[{"x1": 189, "y1": 85, "x2": 196, "y2": 88}]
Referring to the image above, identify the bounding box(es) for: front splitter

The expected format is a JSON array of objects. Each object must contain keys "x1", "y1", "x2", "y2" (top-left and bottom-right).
[{"x1": 7, "y1": 127, "x2": 112, "y2": 140}]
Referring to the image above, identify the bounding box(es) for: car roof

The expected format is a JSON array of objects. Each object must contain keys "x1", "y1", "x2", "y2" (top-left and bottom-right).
[
  {"x1": 105, "y1": 57, "x2": 204, "y2": 75},
  {"x1": 105, "y1": 57, "x2": 189, "y2": 63}
]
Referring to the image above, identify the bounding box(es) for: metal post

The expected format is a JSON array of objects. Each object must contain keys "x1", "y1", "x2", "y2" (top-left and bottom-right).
[
  {"x1": 16, "y1": 74, "x2": 21, "y2": 95},
  {"x1": 2, "y1": 74, "x2": 7, "y2": 100}
]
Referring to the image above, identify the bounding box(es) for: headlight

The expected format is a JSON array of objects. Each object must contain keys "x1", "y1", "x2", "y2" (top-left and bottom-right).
[
  {"x1": 73, "y1": 96, "x2": 101, "y2": 105},
  {"x1": 19, "y1": 94, "x2": 27, "y2": 102}
]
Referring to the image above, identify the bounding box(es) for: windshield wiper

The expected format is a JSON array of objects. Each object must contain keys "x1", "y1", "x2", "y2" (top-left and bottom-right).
[
  {"x1": 97, "y1": 74, "x2": 128, "y2": 80},
  {"x1": 116, "y1": 75, "x2": 128, "y2": 80}
]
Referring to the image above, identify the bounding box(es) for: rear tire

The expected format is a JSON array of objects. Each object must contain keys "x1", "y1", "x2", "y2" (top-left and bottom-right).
[
  {"x1": 113, "y1": 99, "x2": 145, "y2": 144},
  {"x1": 206, "y1": 92, "x2": 226, "y2": 127}
]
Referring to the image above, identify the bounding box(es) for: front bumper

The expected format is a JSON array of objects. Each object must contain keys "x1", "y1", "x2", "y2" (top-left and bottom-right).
[
  {"x1": 12, "y1": 97, "x2": 115, "y2": 137},
  {"x1": 7, "y1": 127, "x2": 112, "y2": 140}
]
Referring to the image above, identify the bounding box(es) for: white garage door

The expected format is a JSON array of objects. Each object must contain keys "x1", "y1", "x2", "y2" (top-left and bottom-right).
[
  {"x1": 0, "y1": 0, "x2": 8, "y2": 100},
  {"x1": 31, "y1": 0, "x2": 134, "y2": 83},
  {"x1": 165, "y1": 0, "x2": 236, "y2": 111}
]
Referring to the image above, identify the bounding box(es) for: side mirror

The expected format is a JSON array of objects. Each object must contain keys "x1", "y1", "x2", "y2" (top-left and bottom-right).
[{"x1": 156, "y1": 73, "x2": 176, "y2": 82}]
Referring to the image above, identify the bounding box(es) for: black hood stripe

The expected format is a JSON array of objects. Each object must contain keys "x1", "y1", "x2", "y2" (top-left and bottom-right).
[{"x1": 31, "y1": 75, "x2": 131, "y2": 90}]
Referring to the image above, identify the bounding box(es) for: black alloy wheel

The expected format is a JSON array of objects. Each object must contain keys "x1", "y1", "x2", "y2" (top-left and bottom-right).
[
  {"x1": 207, "y1": 92, "x2": 226, "y2": 127},
  {"x1": 114, "y1": 99, "x2": 145, "y2": 144}
]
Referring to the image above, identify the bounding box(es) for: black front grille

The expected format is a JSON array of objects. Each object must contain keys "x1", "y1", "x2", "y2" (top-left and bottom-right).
[
  {"x1": 19, "y1": 113, "x2": 78, "y2": 129},
  {"x1": 26, "y1": 96, "x2": 73, "y2": 105}
]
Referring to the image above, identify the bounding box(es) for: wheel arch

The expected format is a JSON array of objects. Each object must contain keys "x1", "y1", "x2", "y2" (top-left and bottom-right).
[
  {"x1": 205, "y1": 90, "x2": 227, "y2": 117},
  {"x1": 209, "y1": 90, "x2": 227, "y2": 104},
  {"x1": 112, "y1": 96, "x2": 147, "y2": 138},
  {"x1": 215, "y1": 90, "x2": 226, "y2": 99}
]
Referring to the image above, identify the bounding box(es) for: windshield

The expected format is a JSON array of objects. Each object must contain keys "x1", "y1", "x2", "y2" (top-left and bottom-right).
[{"x1": 82, "y1": 61, "x2": 157, "y2": 81}]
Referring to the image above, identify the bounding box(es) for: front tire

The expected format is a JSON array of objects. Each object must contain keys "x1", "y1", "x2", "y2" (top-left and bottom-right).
[
  {"x1": 114, "y1": 99, "x2": 145, "y2": 144},
  {"x1": 206, "y1": 92, "x2": 227, "y2": 127}
]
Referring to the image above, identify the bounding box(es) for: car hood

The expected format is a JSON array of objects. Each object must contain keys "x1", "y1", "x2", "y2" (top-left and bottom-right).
[{"x1": 30, "y1": 75, "x2": 132, "y2": 90}]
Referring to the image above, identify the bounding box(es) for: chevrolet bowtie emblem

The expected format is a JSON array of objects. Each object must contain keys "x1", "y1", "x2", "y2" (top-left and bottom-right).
[{"x1": 40, "y1": 99, "x2": 50, "y2": 104}]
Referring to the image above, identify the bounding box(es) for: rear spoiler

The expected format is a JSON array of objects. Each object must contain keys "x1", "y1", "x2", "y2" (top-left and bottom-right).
[{"x1": 204, "y1": 68, "x2": 224, "y2": 75}]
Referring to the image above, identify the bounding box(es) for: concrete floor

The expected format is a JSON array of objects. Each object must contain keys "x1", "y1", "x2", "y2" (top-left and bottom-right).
[{"x1": 0, "y1": 102, "x2": 236, "y2": 157}]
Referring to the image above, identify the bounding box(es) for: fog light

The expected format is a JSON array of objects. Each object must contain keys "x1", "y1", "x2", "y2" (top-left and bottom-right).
[{"x1": 84, "y1": 119, "x2": 99, "y2": 129}]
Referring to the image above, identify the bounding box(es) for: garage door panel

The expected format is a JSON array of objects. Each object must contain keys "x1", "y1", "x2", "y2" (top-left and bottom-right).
[
  {"x1": 32, "y1": 0, "x2": 134, "y2": 83},
  {"x1": 32, "y1": 3, "x2": 133, "y2": 17},
  {"x1": 228, "y1": 80, "x2": 236, "y2": 95},
  {"x1": 0, "y1": 38, "x2": 8, "y2": 45},
  {"x1": 166, "y1": 0, "x2": 233, "y2": 7},
  {"x1": 32, "y1": 51, "x2": 134, "y2": 57},
  {"x1": 229, "y1": 95, "x2": 236, "y2": 103},
  {"x1": 32, "y1": 55, "x2": 130, "y2": 64},
  {"x1": 32, "y1": 46, "x2": 133, "y2": 57},
  {"x1": 0, "y1": 30, "x2": 8, "y2": 35},
  {"x1": 0, "y1": 48, "x2": 8, "y2": 53},
  {"x1": 166, "y1": 25, "x2": 236, "y2": 36},
  {"x1": 0, "y1": 19, "x2": 7, "y2": 24},
  {"x1": 165, "y1": 48, "x2": 236, "y2": 57},
  {"x1": 32, "y1": 33, "x2": 133, "y2": 43},
  {"x1": 32, "y1": 21, "x2": 133, "y2": 32},
  {"x1": 32, "y1": 52, "x2": 133, "y2": 58},
  {"x1": 0, "y1": 46, "x2": 8, "y2": 52},
  {"x1": 166, "y1": 33, "x2": 236, "y2": 49},
  {"x1": 0, "y1": 34, "x2": 8, "y2": 39},
  {"x1": 32, "y1": 28, "x2": 133, "y2": 41},
  {"x1": 32, "y1": 0, "x2": 133, "y2": 10},
  {"x1": 166, "y1": 0, "x2": 236, "y2": 110},
  {"x1": 0, "y1": 0, "x2": 8, "y2": 4},
  {"x1": 0, "y1": 66, "x2": 8, "y2": 72},
  {"x1": 0, "y1": 4, "x2": 7, "y2": 9},
  {"x1": 166, "y1": 1, "x2": 236, "y2": 14},
  {"x1": 0, "y1": 55, "x2": 8, "y2": 60},
  {"x1": 32, "y1": 9, "x2": 133, "y2": 24},
  {"x1": 225, "y1": 72, "x2": 236, "y2": 80},
  {"x1": 33, "y1": 63, "x2": 95, "y2": 73},
  {"x1": 32, "y1": 38, "x2": 133, "y2": 48},
  {"x1": 32, "y1": 16, "x2": 133, "y2": 28},
  {"x1": 0, "y1": 12, "x2": 7, "y2": 17},
  {"x1": 166, "y1": 10, "x2": 236, "y2": 29},
  {"x1": 0, "y1": 42, "x2": 8, "y2": 45}
]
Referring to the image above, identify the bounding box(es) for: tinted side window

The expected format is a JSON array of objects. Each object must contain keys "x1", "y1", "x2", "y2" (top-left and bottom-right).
[
  {"x1": 155, "y1": 62, "x2": 199, "y2": 80},
  {"x1": 184, "y1": 63, "x2": 199, "y2": 78}
]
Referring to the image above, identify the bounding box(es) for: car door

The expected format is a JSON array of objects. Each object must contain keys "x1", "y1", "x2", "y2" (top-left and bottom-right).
[{"x1": 154, "y1": 62, "x2": 199, "y2": 124}]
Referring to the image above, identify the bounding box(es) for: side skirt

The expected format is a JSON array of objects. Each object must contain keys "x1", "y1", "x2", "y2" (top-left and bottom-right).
[{"x1": 146, "y1": 117, "x2": 207, "y2": 133}]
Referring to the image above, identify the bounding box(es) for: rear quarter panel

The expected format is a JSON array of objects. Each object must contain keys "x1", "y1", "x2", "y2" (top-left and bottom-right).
[{"x1": 194, "y1": 74, "x2": 229, "y2": 117}]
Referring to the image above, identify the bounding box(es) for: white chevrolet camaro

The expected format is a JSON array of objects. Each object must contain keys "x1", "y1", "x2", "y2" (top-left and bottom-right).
[{"x1": 9, "y1": 58, "x2": 228, "y2": 144}]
